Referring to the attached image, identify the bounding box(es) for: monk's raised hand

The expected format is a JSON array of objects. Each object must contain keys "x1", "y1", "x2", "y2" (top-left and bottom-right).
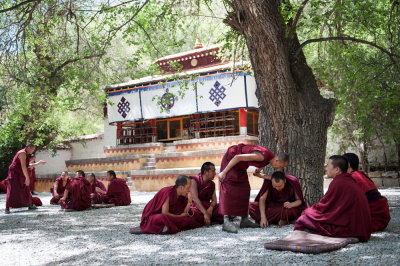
[
  {"x1": 218, "y1": 172, "x2": 226, "y2": 182},
  {"x1": 38, "y1": 160, "x2": 46, "y2": 165}
]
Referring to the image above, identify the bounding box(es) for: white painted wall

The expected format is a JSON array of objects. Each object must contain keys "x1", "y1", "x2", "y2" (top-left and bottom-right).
[
  {"x1": 70, "y1": 137, "x2": 105, "y2": 160},
  {"x1": 35, "y1": 149, "x2": 71, "y2": 176},
  {"x1": 103, "y1": 118, "x2": 117, "y2": 148}
]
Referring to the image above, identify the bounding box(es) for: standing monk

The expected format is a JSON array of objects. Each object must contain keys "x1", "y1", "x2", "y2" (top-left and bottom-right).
[
  {"x1": 5, "y1": 143, "x2": 46, "y2": 214},
  {"x1": 294, "y1": 155, "x2": 372, "y2": 242},
  {"x1": 86, "y1": 173, "x2": 107, "y2": 204},
  {"x1": 134, "y1": 175, "x2": 202, "y2": 234},
  {"x1": 59, "y1": 170, "x2": 91, "y2": 211},
  {"x1": 191, "y1": 162, "x2": 223, "y2": 226},
  {"x1": 50, "y1": 171, "x2": 72, "y2": 205},
  {"x1": 343, "y1": 153, "x2": 391, "y2": 232},
  {"x1": 218, "y1": 143, "x2": 289, "y2": 233},
  {"x1": 249, "y1": 171, "x2": 306, "y2": 227},
  {"x1": 28, "y1": 155, "x2": 37, "y2": 194},
  {"x1": 96, "y1": 170, "x2": 131, "y2": 206}
]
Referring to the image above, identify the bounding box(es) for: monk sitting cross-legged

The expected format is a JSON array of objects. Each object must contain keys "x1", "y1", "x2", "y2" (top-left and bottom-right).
[
  {"x1": 133, "y1": 175, "x2": 202, "y2": 234},
  {"x1": 218, "y1": 143, "x2": 289, "y2": 233},
  {"x1": 249, "y1": 171, "x2": 306, "y2": 227},
  {"x1": 96, "y1": 170, "x2": 131, "y2": 206},
  {"x1": 294, "y1": 155, "x2": 372, "y2": 242},
  {"x1": 50, "y1": 171, "x2": 72, "y2": 205},
  {"x1": 86, "y1": 173, "x2": 107, "y2": 204},
  {"x1": 343, "y1": 153, "x2": 391, "y2": 232},
  {"x1": 59, "y1": 170, "x2": 91, "y2": 211},
  {"x1": 191, "y1": 162, "x2": 223, "y2": 226}
]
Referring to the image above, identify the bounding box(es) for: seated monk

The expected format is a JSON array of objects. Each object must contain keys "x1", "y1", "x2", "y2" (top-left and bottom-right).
[
  {"x1": 249, "y1": 171, "x2": 306, "y2": 227},
  {"x1": 96, "y1": 170, "x2": 131, "y2": 206},
  {"x1": 294, "y1": 155, "x2": 372, "y2": 242},
  {"x1": 59, "y1": 170, "x2": 91, "y2": 211},
  {"x1": 191, "y1": 162, "x2": 223, "y2": 226},
  {"x1": 136, "y1": 175, "x2": 202, "y2": 234},
  {"x1": 343, "y1": 153, "x2": 391, "y2": 232},
  {"x1": 86, "y1": 173, "x2": 107, "y2": 204},
  {"x1": 50, "y1": 171, "x2": 72, "y2": 205}
]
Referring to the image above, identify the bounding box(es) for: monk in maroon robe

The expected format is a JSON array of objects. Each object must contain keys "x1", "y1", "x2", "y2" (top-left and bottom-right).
[
  {"x1": 86, "y1": 173, "x2": 107, "y2": 204},
  {"x1": 343, "y1": 153, "x2": 391, "y2": 232},
  {"x1": 191, "y1": 162, "x2": 223, "y2": 226},
  {"x1": 28, "y1": 155, "x2": 37, "y2": 194},
  {"x1": 5, "y1": 143, "x2": 46, "y2": 214},
  {"x1": 218, "y1": 143, "x2": 289, "y2": 233},
  {"x1": 249, "y1": 171, "x2": 306, "y2": 227},
  {"x1": 134, "y1": 175, "x2": 202, "y2": 234},
  {"x1": 59, "y1": 170, "x2": 91, "y2": 211},
  {"x1": 294, "y1": 155, "x2": 372, "y2": 242},
  {"x1": 96, "y1": 170, "x2": 131, "y2": 206},
  {"x1": 50, "y1": 171, "x2": 72, "y2": 205}
]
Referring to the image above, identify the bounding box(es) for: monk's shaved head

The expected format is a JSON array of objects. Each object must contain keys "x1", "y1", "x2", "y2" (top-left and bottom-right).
[
  {"x1": 343, "y1": 153, "x2": 359, "y2": 171},
  {"x1": 276, "y1": 152, "x2": 289, "y2": 163},
  {"x1": 329, "y1": 155, "x2": 348, "y2": 174},
  {"x1": 271, "y1": 171, "x2": 286, "y2": 182},
  {"x1": 175, "y1": 175, "x2": 191, "y2": 188}
]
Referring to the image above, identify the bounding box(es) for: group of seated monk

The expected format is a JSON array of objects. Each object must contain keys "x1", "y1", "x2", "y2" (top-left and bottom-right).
[
  {"x1": 50, "y1": 170, "x2": 131, "y2": 211},
  {"x1": 130, "y1": 146, "x2": 390, "y2": 242}
]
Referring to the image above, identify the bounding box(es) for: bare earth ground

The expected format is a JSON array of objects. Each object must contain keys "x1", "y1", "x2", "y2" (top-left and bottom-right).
[{"x1": 0, "y1": 188, "x2": 399, "y2": 265}]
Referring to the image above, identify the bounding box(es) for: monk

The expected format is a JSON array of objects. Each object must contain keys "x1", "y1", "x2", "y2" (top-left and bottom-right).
[
  {"x1": 86, "y1": 173, "x2": 107, "y2": 204},
  {"x1": 191, "y1": 162, "x2": 223, "y2": 226},
  {"x1": 5, "y1": 143, "x2": 46, "y2": 214},
  {"x1": 218, "y1": 143, "x2": 289, "y2": 233},
  {"x1": 294, "y1": 155, "x2": 372, "y2": 242},
  {"x1": 343, "y1": 153, "x2": 391, "y2": 232},
  {"x1": 135, "y1": 175, "x2": 202, "y2": 234},
  {"x1": 27, "y1": 155, "x2": 37, "y2": 194},
  {"x1": 59, "y1": 170, "x2": 91, "y2": 211},
  {"x1": 96, "y1": 170, "x2": 131, "y2": 206},
  {"x1": 50, "y1": 171, "x2": 72, "y2": 205},
  {"x1": 249, "y1": 171, "x2": 306, "y2": 227}
]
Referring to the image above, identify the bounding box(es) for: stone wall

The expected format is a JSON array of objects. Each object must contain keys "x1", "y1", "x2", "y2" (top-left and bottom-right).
[{"x1": 368, "y1": 171, "x2": 400, "y2": 188}]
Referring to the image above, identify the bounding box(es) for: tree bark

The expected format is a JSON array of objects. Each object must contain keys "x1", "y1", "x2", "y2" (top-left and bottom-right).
[{"x1": 229, "y1": 0, "x2": 336, "y2": 204}]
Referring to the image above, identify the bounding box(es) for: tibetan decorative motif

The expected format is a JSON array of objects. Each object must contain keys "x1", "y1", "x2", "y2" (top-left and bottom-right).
[{"x1": 117, "y1": 97, "x2": 131, "y2": 118}]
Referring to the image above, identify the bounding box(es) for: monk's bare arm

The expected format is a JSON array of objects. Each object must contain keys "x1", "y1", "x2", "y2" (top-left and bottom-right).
[
  {"x1": 161, "y1": 197, "x2": 188, "y2": 217},
  {"x1": 53, "y1": 180, "x2": 59, "y2": 196},
  {"x1": 19, "y1": 153, "x2": 30, "y2": 186},
  {"x1": 95, "y1": 186, "x2": 107, "y2": 194},
  {"x1": 29, "y1": 160, "x2": 46, "y2": 167},
  {"x1": 284, "y1": 192, "x2": 302, "y2": 208},
  {"x1": 61, "y1": 189, "x2": 69, "y2": 201},
  {"x1": 259, "y1": 190, "x2": 269, "y2": 228},
  {"x1": 219, "y1": 152, "x2": 265, "y2": 181},
  {"x1": 183, "y1": 192, "x2": 192, "y2": 214},
  {"x1": 210, "y1": 191, "x2": 217, "y2": 208},
  {"x1": 190, "y1": 180, "x2": 207, "y2": 214}
]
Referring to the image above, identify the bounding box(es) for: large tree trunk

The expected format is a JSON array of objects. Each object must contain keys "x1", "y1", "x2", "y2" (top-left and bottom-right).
[{"x1": 229, "y1": 0, "x2": 336, "y2": 204}]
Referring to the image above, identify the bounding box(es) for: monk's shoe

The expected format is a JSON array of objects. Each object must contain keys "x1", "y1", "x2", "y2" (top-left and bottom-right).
[
  {"x1": 239, "y1": 218, "x2": 259, "y2": 228},
  {"x1": 4, "y1": 208, "x2": 10, "y2": 214},
  {"x1": 222, "y1": 222, "x2": 238, "y2": 233}
]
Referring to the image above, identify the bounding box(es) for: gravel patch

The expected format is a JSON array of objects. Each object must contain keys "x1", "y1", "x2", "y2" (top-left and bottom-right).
[{"x1": 0, "y1": 188, "x2": 399, "y2": 265}]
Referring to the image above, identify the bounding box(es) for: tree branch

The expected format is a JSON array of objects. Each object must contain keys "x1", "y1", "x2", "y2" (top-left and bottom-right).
[
  {"x1": 52, "y1": 53, "x2": 105, "y2": 76},
  {"x1": 288, "y1": 0, "x2": 309, "y2": 39},
  {"x1": 296, "y1": 36, "x2": 400, "y2": 59},
  {"x1": 0, "y1": 0, "x2": 37, "y2": 14},
  {"x1": 132, "y1": 20, "x2": 163, "y2": 57}
]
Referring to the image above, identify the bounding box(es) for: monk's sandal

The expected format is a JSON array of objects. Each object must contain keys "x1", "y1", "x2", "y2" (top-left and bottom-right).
[
  {"x1": 222, "y1": 221, "x2": 238, "y2": 233},
  {"x1": 239, "y1": 217, "x2": 259, "y2": 228}
]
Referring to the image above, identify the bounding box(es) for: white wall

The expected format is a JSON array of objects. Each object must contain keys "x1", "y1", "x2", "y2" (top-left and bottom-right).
[
  {"x1": 70, "y1": 137, "x2": 105, "y2": 160},
  {"x1": 35, "y1": 149, "x2": 71, "y2": 176},
  {"x1": 103, "y1": 118, "x2": 117, "y2": 148}
]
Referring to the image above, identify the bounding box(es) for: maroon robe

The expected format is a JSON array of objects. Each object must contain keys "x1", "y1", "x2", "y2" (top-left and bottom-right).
[
  {"x1": 28, "y1": 167, "x2": 36, "y2": 192},
  {"x1": 101, "y1": 177, "x2": 131, "y2": 206},
  {"x1": 191, "y1": 173, "x2": 223, "y2": 225},
  {"x1": 140, "y1": 186, "x2": 201, "y2": 234},
  {"x1": 50, "y1": 176, "x2": 72, "y2": 204},
  {"x1": 294, "y1": 173, "x2": 372, "y2": 242},
  {"x1": 249, "y1": 175, "x2": 306, "y2": 224},
  {"x1": 6, "y1": 148, "x2": 32, "y2": 208},
  {"x1": 90, "y1": 178, "x2": 107, "y2": 204},
  {"x1": 59, "y1": 176, "x2": 91, "y2": 211},
  {"x1": 350, "y1": 170, "x2": 391, "y2": 232},
  {"x1": 219, "y1": 144, "x2": 275, "y2": 217},
  {"x1": 0, "y1": 179, "x2": 8, "y2": 193}
]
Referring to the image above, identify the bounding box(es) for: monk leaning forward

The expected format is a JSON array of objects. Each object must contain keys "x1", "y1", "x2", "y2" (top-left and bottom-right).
[
  {"x1": 294, "y1": 155, "x2": 372, "y2": 242},
  {"x1": 343, "y1": 153, "x2": 391, "y2": 232},
  {"x1": 134, "y1": 175, "x2": 202, "y2": 234},
  {"x1": 50, "y1": 171, "x2": 72, "y2": 205},
  {"x1": 86, "y1": 173, "x2": 107, "y2": 204},
  {"x1": 218, "y1": 143, "x2": 289, "y2": 233},
  {"x1": 191, "y1": 162, "x2": 223, "y2": 226},
  {"x1": 59, "y1": 170, "x2": 91, "y2": 211},
  {"x1": 249, "y1": 171, "x2": 306, "y2": 227}
]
